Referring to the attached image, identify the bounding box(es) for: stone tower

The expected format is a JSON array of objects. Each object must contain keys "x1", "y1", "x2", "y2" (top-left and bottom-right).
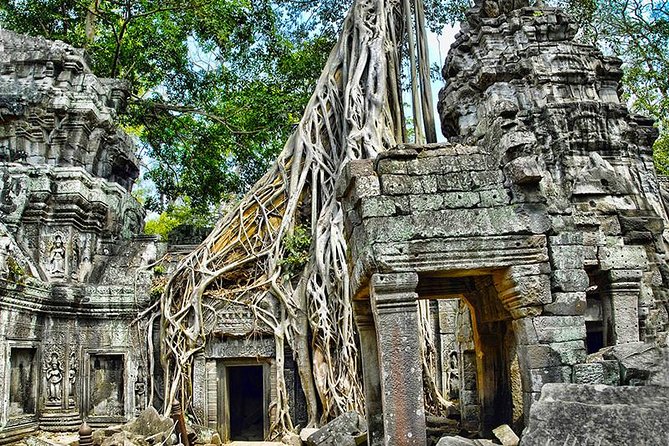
[
  {"x1": 0, "y1": 29, "x2": 162, "y2": 440},
  {"x1": 339, "y1": 0, "x2": 669, "y2": 444}
]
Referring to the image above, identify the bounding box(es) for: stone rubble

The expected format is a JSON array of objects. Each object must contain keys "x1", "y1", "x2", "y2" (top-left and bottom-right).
[
  {"x1": 520, "y1": 383, "x2": 669, "y2": 445},
  {"x1": 305, "y1": 412, "x2": 367, "y2": 446}
]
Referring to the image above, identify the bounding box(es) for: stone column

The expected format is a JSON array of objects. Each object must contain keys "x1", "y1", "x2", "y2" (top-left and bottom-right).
[
  {"x1": 607, "y1": 269, "x2": 643, "y2": 344},
  {"x1": 370, "y1": 272, "x2": 426, "y2": 446},
  {"x1": 353, "y1": 299, "x2": 384, "y2": 446}
]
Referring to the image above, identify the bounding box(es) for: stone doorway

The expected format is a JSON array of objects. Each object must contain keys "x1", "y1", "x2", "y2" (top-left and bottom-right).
[
  {"x1": 218, "y1": 362, "x2": 269, "y2": 442},
  {"x1": 355, "y1": 270, "x2": 533, "y2": 445},
  {"x1": 88, "y1": 354, "x2": 125, "y2": 418},
  {"x1": 419, "y1": 275, "x2": 521, "y2": 435}
]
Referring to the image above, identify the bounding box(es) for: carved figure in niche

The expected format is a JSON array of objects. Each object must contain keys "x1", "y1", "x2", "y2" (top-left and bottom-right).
[
  {"x1": 45, "y1": 353, "x2": 63, "y2": 402},
  {"x1": 49, "y1": 234, "x2": 66, "y2": 278},
  {"x1": 0, "y1": 234, "x2": 13, "y2": 276},
  {"x1": 70, "y1": 238, "x2": 80, "y2": 279},
  {"x1": 0, "y1": 174, "x2": 19, "y2": 215},
  {"x1": 134, "y1": 366, "x2": 147, "y2": 415},
  {"x1": 447, "y1": 350, "x2": 460, "y2": 399},
  {"x1": 68, "y1": 351, "x2": 77, "y2": 403}
]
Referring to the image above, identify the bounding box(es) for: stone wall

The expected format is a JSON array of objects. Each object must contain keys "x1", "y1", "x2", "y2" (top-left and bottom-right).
[{"x1": 0, "y1": 29, "x2": 164, "y2": 442}]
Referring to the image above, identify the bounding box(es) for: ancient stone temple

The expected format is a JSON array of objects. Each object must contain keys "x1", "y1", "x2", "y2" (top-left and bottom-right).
[
  {"x1": 0, "y1": 30, "x2": 162, "y2": 442},
  {"x1": 1, "y1": 0, "x2": 669, "y2": 444},
  {"x1": 338, "y1": 0, "x2": 669, "y2": 444}
]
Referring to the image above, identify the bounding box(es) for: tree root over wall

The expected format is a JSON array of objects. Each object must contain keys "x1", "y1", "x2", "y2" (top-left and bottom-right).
[{"x1": 142, "y1": 0, "x2": 451, "y2": 438}]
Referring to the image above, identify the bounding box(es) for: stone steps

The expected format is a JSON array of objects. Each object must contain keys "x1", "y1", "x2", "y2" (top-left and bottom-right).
[{"x1": 39, "y1": 411, "x2": 81, "y2": 432}]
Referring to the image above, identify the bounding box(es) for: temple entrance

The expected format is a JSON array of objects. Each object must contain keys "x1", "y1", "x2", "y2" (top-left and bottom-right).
[
  {"x1": 219, "y1": 362, "x2": 268, "y2": 442},
  {"x1": 419, "y1": 274, "x2": 520, "y2": 436}
]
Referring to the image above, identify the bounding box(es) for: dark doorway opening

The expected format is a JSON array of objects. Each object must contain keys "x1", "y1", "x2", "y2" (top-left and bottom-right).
[{"x1": 228, "y1": 365, "x2": 265, "y2": 441}]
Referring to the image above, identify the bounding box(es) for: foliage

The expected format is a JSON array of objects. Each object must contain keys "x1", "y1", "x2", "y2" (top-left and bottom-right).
[
  {"x1": 6, "y1": 257, "x2": 25, "y2": 284},
  {"x1": 278, "y1": 225, "x2": 312, "y2": 275},
  {"x1": 0, "y1": 0, "x2": 458, "y2": 216},
  {"x1": 143, "y1": 202, "x2": 214, "y2": 241},
  {"x1": 0, "y1": 0, "x2": 332, "y2": 213}
]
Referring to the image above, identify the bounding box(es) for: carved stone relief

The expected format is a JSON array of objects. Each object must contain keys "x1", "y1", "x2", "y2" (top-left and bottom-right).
[
  {"x1": 44, "y1": 352, "x2": 64, "y2": 404},
  {"x1": 48, "y1": 234, "x2": 66, "y2": 279}
]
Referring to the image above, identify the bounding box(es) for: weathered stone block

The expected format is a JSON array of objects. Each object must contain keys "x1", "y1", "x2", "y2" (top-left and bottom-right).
[
  {"x1": 543, "y1": 292, "x2": 586, "y2": 316},
  {"x1": 336, "y1": 159, "x2": 375, "y2": 199},
  {"x1": 521, "y1": 384, "x2": 669, "y2": 446},
  {"x1": 518, "y1": 340, "x2": 586, "y2": 369},
  {"x1": 492, "y1": 424, "x2": 520, "y2": 446},
  {"x1": 533, "y1": 316, "x2": 586, "y2": 343},
  {"x1": 306, "y1": 412, "x2": 367, "y2": 446},
  {"x1": 479, "y1": 188, "x2": 509, "y2": 206},
  {"x1": 504, "y1": 156, "x2": 543, "y2": 185},
  {"x1": 441, "y1": 191, "x2": 481, "y2": 208},
  {"x1": 380, "y1": 174, "x2": 424, "y2": 195},
  {"x1": 437, "y1": 436, "x2": 496, "y2": 446},
  {"x1": 522, "y1": 366, "x2": 573, "y2": 392},
  {"x1": 437, "y1": 172, "x2": 474, "y2": 191},
  {"x1": 359, "y1": 196, "x2": 408, "y2": 219},
  {"x1": 550, "y1": 269, "x2": 589, "y2": 292},
  {"x1": 470, "y1": 169, "x2": 505, "y2": 188},
  {"x1": 548, "y1": 245, "x2": 585, "y2": 270},
  {"x1": 459, "y1": 154, "x2": 488, "y2": 171},
  {"x1": 406, "y1": 156, "x2": 444, "y2": 175},
  {"x1": 598, "y1": 245, "x2": 648, "y2": 271},
  {"x1": 573, "y1": 361, "x2": 620, "y2": 385},
  {"x1": 548, "y1": 232, "x2": 583, "y2": 246},
  {"x1": 603, "y1": 343, "x2": 666, "y2": 385},
  {"x1": 619, "y1": 214, "x2": 665, "y2": 235},
  {"x1": 377, "y1": 158, "x2": 408, "y2": 175},
  {"x1": 513, "y1": 318, "x2": 538, "y2": 345}
]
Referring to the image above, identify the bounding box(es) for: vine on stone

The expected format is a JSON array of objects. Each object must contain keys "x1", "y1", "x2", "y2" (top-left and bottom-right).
[{"x1": 144, "y1": 0, "x2": 451, "y2": 437}]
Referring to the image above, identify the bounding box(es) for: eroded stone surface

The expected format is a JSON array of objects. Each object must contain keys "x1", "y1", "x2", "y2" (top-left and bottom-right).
[
  {"x1": 306, "y1": 412, "x2": 367, "y2": 446},
  {"x1": 342, "y1": 0, "x2": 669, "y2": 442},
  {"x1": 0, "y1": 29, "x2": 163, "y2": 439},
  {"x1": 521, "y1": 383, "x2": 669, "y2": 446}
]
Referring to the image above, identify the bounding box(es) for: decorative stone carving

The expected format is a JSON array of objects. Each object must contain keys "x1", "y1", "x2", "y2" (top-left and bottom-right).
[
  {"x1": 134, "y1": 366, "x2": 147, "y2": 415},
  {"x1": 45, "y1": 352, "x2": 64, "y2": 403},
  {"x1": 338, "y1": 0, "x2": 669, "y2": 442},
  {"x1": 0, "y1": 29, "x2": 163, "y2": 439},
  {"x1": 49, "y1": 234, "x2": 66, "y2": 279},
  {"x1": 68, "y1": 350, "x2": 78, "y2": 406}
]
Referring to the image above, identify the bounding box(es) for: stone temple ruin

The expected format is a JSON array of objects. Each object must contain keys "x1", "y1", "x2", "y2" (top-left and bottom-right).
[
  {"x1": 0, "y1": 29, "x2": 162, "y2": 441},
  {"x1": 1, "y1": 0, "x2": 669, "y2": 445},
  {"x1": 339, "y1": 1, "x2": 669, "y2": 443}
]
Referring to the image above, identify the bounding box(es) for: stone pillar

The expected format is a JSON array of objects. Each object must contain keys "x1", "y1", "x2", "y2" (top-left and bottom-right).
[
  {"x1": 370, "y1": 272, "x2": 426, "y2": 446},
  {"x1": 607, "y1": 269, "x2": 643, "y2": 344},
  {"x1": 353, "y1": 299, "x2": 384, "y2": 446}
]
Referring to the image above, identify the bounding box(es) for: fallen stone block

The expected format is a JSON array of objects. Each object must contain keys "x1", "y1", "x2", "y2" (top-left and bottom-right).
[
  {"x1": 282, "y1": 432, "x2": 301, "y2": 446},
  {"x1": 520, "y1": 383, "x2": 669, "y2": 446},
  {"x1": 492, "y1": 424, "x2": 519, "y2": 446},
  {"x1": 306, "y1": 412, "x2": 367, "y2": 446},
  {"x1": 436, "y1": 436, "x2": 496, "y2": 446},
  {"x1": 573, "y1": 360, "x2": 620, "y2": 385},
  {"x1": 300, "y1": 428, "x2": 319, "y2": 442},
  {"x1": 123, "y1": 407, "x2": 174, "y2": 437},
  {"x1": 602, "y1": 343, "x2": 666, "y2": 385}
]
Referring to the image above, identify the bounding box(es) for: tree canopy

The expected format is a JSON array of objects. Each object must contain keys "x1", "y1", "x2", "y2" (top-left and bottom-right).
[{"x1": 0, "y1": 0, "x2": 667, "y2": 218}]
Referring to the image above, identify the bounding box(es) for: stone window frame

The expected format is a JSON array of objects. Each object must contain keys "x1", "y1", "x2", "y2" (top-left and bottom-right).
[
  {"x1": 2, "y1": 340, "x2": 40, "y2": 428},
  {"x1": 82, "y1": 349, "x2": 130, "y2": 424}
]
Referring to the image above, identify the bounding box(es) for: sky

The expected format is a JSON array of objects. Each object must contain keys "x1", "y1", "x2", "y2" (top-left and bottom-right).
[{"x1": 415, "y1": 24, "x2": 460, "y2": 142}]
